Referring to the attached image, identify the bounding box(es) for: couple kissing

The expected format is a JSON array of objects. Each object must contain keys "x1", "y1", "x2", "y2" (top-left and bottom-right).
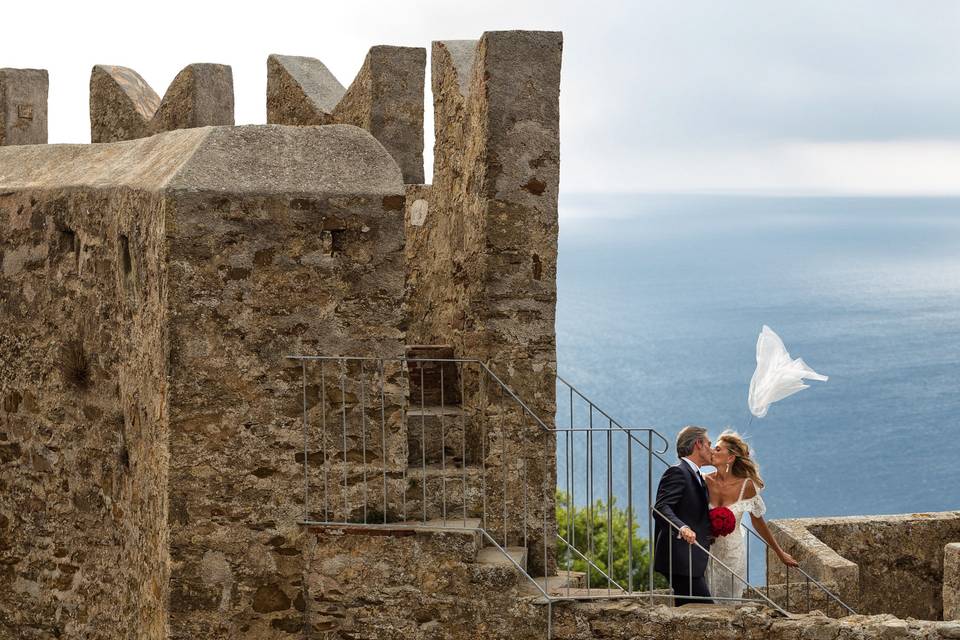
[{"x1": 653, "y1": 426, "x2": 798, "y2": 606}]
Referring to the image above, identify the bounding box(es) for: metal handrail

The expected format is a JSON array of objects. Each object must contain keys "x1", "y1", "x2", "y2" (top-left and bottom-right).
[
  {"x1": 289, "y1": 352, "x2": 853, "y2": 638},
  {"x1": 288, "y1": 355, "x2": 675, "y2": 454},
  {"x1": 556, "y1": 530, "x2": 626, "y2": 593},
  {"x1": 742, "y1": 524, "x2": 857, "y2": 615},
  {"x1": 557, "y1": 374, "x2": 672, "y2": 463},
  {"x1": 650, "y1": 506, "x2": 790, "y2": 616}
]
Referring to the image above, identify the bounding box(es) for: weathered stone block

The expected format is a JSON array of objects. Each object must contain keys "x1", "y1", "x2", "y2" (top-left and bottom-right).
[
  {"x1": 151, "y1": 63, "x2": 234, "y2": 133},
  {"x1": 266, "y1": 54, "x2": 344, "y2": 125},
  {"x1": 946, "y1": 542, "x2": 960, "y2": 620},
  {"x1": 406, "y1": 31, "x2": 562, "y2": 577},
  {"x1": 0, "y1": 123, "x2": 406, "y2": 638},
  {"x1": 267, "y1": 46, "x2": 426, "y2": 183},
  {"x1": 333, "y1": 46, "x2": 425, "y2": 184},
  {"x1": 90, "y1": 63, "x2": 234, "y2": 143},
  {"x1": 89, "y1": 65, "x2": 161, "y2": 142},
  {"x1": 0, "y1": 68, "x2": 48, "y2": 145}
]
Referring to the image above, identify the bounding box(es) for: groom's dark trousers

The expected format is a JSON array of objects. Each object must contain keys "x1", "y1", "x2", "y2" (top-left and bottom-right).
[{"x1": 653, "y1": 461, "x2": 713, "y2": 606}]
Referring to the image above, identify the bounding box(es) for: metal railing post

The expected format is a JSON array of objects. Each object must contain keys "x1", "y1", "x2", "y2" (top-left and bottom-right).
[
  {"x1": 627, "y1": 431, "x2": 633, "y2": 593},
  {"x1": 420, "y1": 366, "x2": 426, "y2": 523},
  {"x1": 340, "y1": 359, "x2": 348, "y2": 523},
  {"x1": 647, "y1": 429, "x2": 653, "y2": 602},
  {"x1": 501, "y1": 387, "x2": 508, "y2": 548},
  {"x1": 379, "y1": 359, "x2": 387, "y2": 524},
  {"x1": 360, "y1": 360, "x2": 367, "y2": 524},
  {"x1": 302, "y1": 360, "x2": 309, "y2": 522},
  {"x1": 607, "y1": 425, "x2": 613, "y2": 595},
  {"x1": 321, "y1": 361, "x2": 328, "y2": 522},
  {"x1": 440, "y1": 364, "x2": 447, "y2": 525},
  {"x1": 460, "y1": 362, "x2": 467, "y2": 527}
]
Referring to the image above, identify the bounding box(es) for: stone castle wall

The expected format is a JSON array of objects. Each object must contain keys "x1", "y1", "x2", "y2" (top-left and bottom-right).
[
  {"x1": 404, "y1": 31, "x2": 562, "y2": 576},
  {"x1": 769, "y1": 511, "x2": 960, "y2": 620},
  {"x1": 0, "y1": 124, "x2": 408, "y2": 639},
  {"x1": 163, "y1": 125, "x2": 407, "y2": 639},
  {"x1": 0, "y1": 151, "x2": 173, "y2": 638}
]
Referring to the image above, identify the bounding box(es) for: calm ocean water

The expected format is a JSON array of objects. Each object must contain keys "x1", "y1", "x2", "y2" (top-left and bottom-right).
[{"x1": 555, "y1": 194, "x2": 960, "y2": 525}]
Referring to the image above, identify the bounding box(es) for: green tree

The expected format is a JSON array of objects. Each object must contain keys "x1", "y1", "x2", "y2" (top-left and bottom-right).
[{"x1": 555, "y1": 490, "x2": 668, "y2": 590}]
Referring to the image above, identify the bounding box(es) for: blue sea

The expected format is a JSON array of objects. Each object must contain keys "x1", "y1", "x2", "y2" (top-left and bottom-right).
[{"x1": 555, "y1": 194, "x2": 960, "y2": 530}]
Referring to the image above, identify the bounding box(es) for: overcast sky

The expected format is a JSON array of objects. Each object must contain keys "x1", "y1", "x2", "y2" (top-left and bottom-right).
[{"x1": 5, "y1": 1, "x2": 960, "y2": 194}]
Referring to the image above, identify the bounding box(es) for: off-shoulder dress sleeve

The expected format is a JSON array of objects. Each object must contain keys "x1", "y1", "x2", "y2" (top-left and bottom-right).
[{"x1": 747, "y1": 482, "x2": 766, "y2": 518}]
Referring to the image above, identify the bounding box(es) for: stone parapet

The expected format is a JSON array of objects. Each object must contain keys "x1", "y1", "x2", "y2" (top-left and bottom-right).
[
  {"x1": 90, "y1": 63, "x2": 234, "y2": 143},
  {"x1": 267, "y1": 47, "x2": 426, "y2": 184},
  {"x1": 769, "y1": 511, "x2": 960, "y2": 620},
  {"x1": 946, "y1": 542, "x2": 960, "y2": 620}
]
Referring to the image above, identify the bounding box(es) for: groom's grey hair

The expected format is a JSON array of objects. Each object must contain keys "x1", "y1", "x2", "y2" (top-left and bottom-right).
[{"x1": 676, "y1": 425, "x2": 708, "y2": 458}]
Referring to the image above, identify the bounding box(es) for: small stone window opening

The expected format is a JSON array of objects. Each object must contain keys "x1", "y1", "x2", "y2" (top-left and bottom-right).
[
  {"x1": 321, "y1": 229, "x2": 347, "y2": 255},
  {"x1": 119, "y1": 234, "x2": 132, "y2": 277}
]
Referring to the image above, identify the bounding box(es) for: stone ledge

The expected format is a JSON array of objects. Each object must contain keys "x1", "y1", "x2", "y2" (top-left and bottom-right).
[{"x1": 0, "y1": 124, "x2": 403, "y2": 196}]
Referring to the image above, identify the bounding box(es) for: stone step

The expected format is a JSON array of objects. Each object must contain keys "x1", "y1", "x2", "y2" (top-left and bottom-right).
[
  {"x1": 520, "y1": 570, "x2": 589, "y2": 596},
  {"x1": 403, "y1": 464, "x2": 486, "y2": 521},
  {"x1": 400, "y1": 517, "x2": 482, "y2": 529},
  {"x1": 406, "y1": 404, "x2": 480, "y2": 465},
  {"x1": 476, "y1": 546, "x2": 529, "y2": 573},
  {"x1": 300, "y1": 520, "x2": 484, "y2": 565},
  {"x1": 407, "y1": 405, "x2": 464, "y2": 418}
]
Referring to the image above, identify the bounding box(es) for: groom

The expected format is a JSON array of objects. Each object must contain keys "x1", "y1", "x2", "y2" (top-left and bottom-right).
[{"x1": 653, "y1": 425, "x2": 714, "y2": 606}]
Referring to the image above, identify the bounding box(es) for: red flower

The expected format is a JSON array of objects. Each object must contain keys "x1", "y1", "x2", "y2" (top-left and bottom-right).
[{"x1": 709, "y1": 506, "x2": 737, "y2": 537}]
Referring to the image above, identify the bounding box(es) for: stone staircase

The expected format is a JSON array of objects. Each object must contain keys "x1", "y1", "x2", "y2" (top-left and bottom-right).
[
  {"x1": 308, "y1": 345, "x2": 586, "y2": 596},
  {"x1": 403, "y1": 345, "x2": 484, "y2": 522},
  {"x1": 393, "y1": 516, "x2": 588, "y2": 599}
]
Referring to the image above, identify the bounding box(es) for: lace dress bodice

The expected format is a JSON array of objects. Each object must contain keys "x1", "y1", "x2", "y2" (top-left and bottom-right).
[
  {"x1": 711, "y1": 482, "x2": 766, "y2": 522},
  {"x1": 706, "y1": 479, "x2": 766, "y2": 601}
]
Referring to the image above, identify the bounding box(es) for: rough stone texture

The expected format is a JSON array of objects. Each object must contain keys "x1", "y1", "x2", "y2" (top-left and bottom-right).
[
  {"x1": 0, "y1": 184, "x2": 169, "y2": 638},
  {"x1": 769, "y1": 511, "x2": 960, "y2": 620},
  {"x1": 0, "y1": 68, "x2": 48, "y2": 146},
  {"x1": 161, "y1": 125, "x2": 406, "y2": 638},
  {"x1": 89, "y1": 65, "x2": 162, "y2": 143},
  {"x1": 217, "y1": 523, "x2": 957, "y2": 640},
  {"x1": 0, "y1": 124, "x2": 407, "y2": 639},
  {"x1": 90, "y1": 63, "x2": 234, "y2": 143},
  {"x1": 332, "y1": 46, "x2": 425, "y2": 184},
  {"x1": 6, "y1": 31, "x2": 959, "y2": 640},
  {"x1": 404, "y1": 31, "x2": 562, "y2": 576},
  {"x1": 266, "y1": 54, "x2": 344, "y2": 126},
  {"x1": 946, "y1": 543, "x2": 960, "y2": 620},
  {"x1": 267, "y1": 46, "x2": 426, "y2": 184},
  {"x1": 151, "y1": 64, "x2": 234, "y2": 134}
]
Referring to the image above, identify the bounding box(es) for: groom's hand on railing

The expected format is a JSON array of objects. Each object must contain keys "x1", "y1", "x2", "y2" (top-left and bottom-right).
[{"x1": 678, "y1": 525, "x2": 696, "y2": 544}]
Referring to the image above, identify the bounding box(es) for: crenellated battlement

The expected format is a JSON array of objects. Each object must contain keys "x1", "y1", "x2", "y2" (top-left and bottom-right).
[
  {"x1": 89, "y1": 63, "x2": 234, "y2": 143},
  {"x1": 3, "y1": 44, "x2": 430, "y2": 184}
]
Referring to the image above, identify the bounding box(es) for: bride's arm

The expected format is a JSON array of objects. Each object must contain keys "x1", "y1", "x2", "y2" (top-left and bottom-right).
[{"x1": 748, "y1": 514, "x2": 799, "y2": 567}]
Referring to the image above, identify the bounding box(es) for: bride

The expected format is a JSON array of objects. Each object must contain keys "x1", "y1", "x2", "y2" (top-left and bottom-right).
[{"x1": 703, "y1": 430, "x2": 798, "y2": 601}]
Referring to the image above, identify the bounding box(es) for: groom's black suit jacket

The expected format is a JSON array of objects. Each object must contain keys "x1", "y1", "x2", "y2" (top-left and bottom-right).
[{"x1": 653, "y1": 461, "x2": 712, "y2": 577}]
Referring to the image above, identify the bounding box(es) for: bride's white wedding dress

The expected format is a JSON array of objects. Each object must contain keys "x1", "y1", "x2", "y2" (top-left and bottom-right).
[{"x1": 706, "y1": 478, "x2": 766, "y2": 601}]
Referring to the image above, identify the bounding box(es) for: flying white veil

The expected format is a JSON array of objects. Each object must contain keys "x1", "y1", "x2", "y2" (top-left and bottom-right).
[{"x1": 748, "y1": 325, "x2": 828, "y2": 419}]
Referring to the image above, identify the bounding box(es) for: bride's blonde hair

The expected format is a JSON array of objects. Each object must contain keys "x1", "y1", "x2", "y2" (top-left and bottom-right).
[{"x1": 718, "y1": 429, "x2": 764, "y2": 489}]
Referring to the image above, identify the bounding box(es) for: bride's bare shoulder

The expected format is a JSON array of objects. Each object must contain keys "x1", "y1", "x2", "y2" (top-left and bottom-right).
[{"x1": 742, "y1": 479, "x2": 760, "y2": 499}]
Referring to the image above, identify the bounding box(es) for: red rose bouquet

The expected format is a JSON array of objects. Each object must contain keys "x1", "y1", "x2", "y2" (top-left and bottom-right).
[{"x1": 709, "y1": 506, "x2": 736, "y2": 537}]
